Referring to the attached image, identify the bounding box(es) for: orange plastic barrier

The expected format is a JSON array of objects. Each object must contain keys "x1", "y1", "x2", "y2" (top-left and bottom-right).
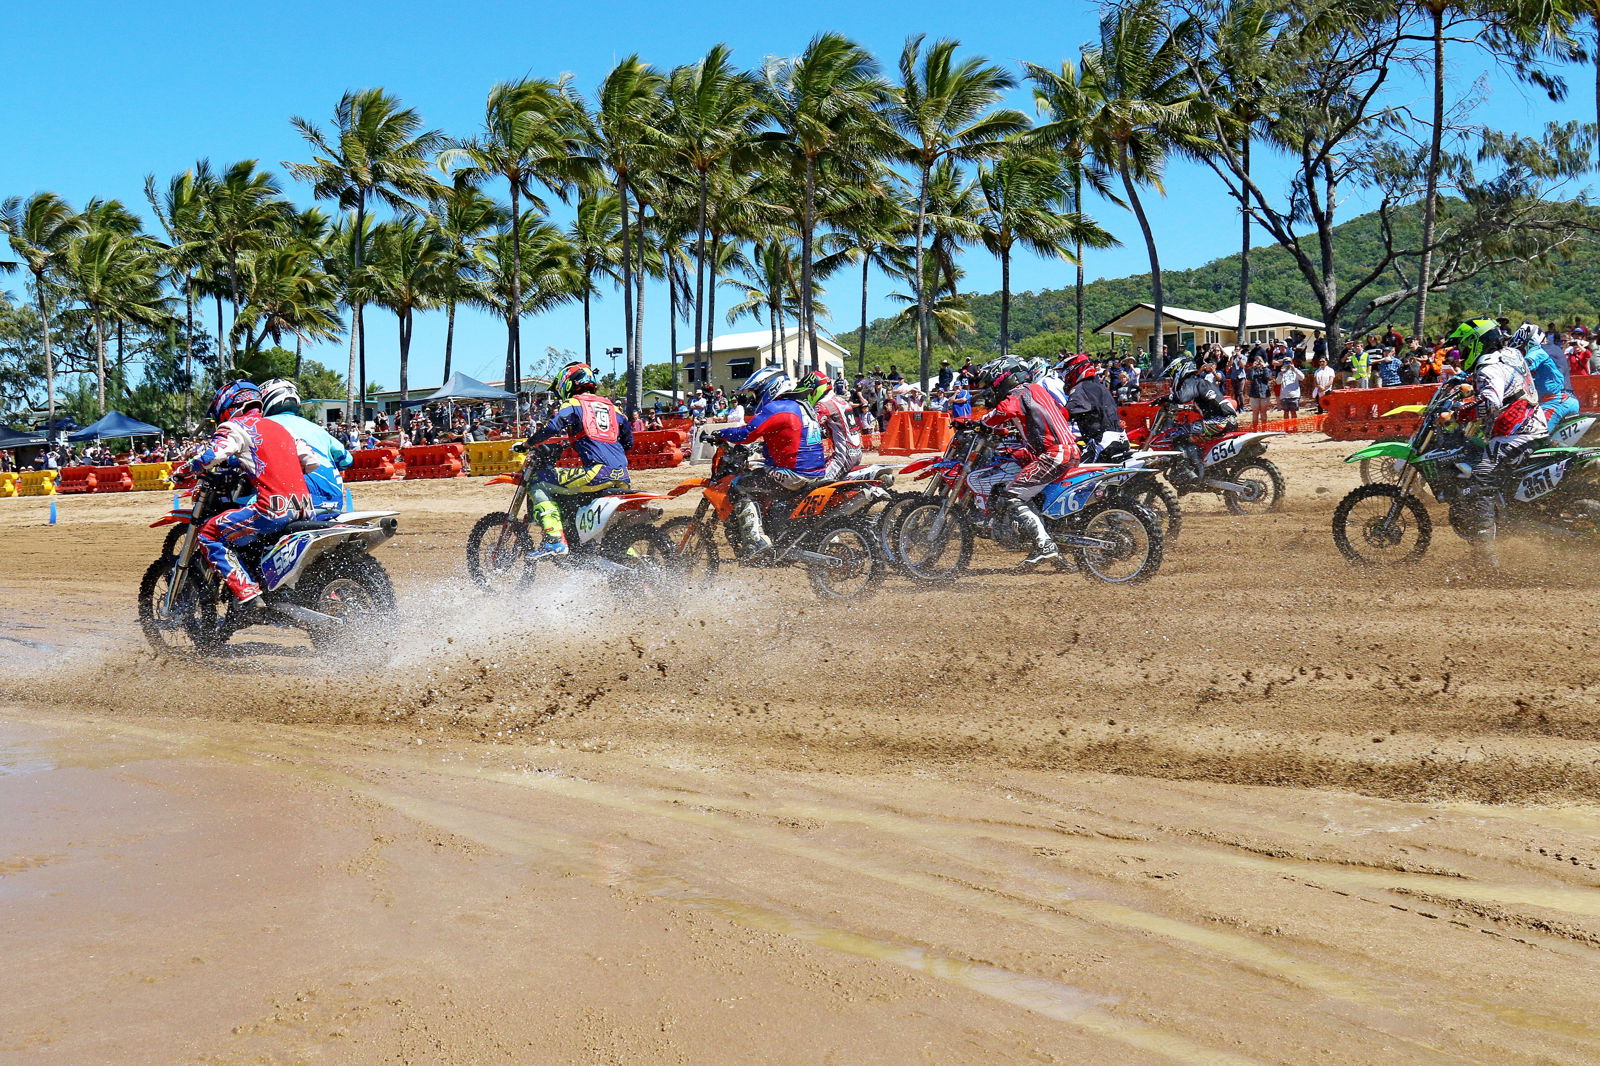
[
  {"x1": 346, "y1": 446, "x2": 402, "y2": 482},
  {"x1": 401, "y1": 443, "x2": 464, "y2": 479},
  {"x1": 91, "y1": 465, "x2": 133, "y2": 492},
  {"x1": 877, "y1": 412, "x2": 915, "y2": 456},
  {"x1": 1320, "y1": 385, "x2": 1438, "y2": 441},
  {"x1": 56, "y1": 466, "x2": 98, "y2": 494},
  {"x1": 910, "y1": 412, "x2": 952, "y2": 453}
]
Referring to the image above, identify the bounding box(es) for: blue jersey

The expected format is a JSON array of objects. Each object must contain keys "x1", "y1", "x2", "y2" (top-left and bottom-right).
[
  {"x1": 1527, "y1": 344, "x2": 1570, "y2": 401},
  {"x1": 270, "y1": 411, "x2": 352, "y2": 511},
  {"x1": 719, "y1": 397, "x2": 826, "y2": 475},
  {"x1": 529, "y1": 394, "x2": 633, "y2": 481}
]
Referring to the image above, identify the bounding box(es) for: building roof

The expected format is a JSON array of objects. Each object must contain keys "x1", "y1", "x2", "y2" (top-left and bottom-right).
[
  {"x1": 675, "y1": 329, "x2": 848, "y2": 359},
  {"x1": 1094, "y1": 301, "x2": 1324, "y2": 335}
]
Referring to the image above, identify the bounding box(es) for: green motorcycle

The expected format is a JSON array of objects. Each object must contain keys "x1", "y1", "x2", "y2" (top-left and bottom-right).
[{"x1": 1333, "y1": 378, "x2": 1600, "y2": 566}]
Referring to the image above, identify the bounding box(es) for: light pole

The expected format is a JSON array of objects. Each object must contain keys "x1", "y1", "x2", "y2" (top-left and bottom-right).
[{"x1": 604, "y1": 346, "x2": 622, "y2": 395}]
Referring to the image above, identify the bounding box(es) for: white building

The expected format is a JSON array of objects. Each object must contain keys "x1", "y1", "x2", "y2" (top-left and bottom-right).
[
  {"x1": 1095, "y1": 301, "x2": 1326, "y2": 357},
  {"x1": 675, "y1": 330, "x2": 849, "y2": 394}
]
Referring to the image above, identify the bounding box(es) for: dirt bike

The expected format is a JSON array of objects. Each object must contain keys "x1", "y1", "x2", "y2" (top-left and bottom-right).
[
  {"x1": 1132, "y1": 403, "x2": 1285, "y2": 515},
  {"x1": 662, "y1": 435, "x2": 891, "y2": 600},
  {"x1": 1360, "y1": 410, "x2": 1598, "y2": 484},
  {"x1": 1333, "y1": 378, "x2": 1600, "y2": 565},
  {"x1": 138, "y1": 468, "x2": 398, "y2": 656},
  {"x1": 890, "y1": 421, "x2": 1163, "y2": 585},
  {"x1": 465, "y1": 441, "x2": 674, "y2": 596}
]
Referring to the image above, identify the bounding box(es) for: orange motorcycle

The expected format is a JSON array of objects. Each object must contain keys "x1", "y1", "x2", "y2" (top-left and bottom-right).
[{"x1": 663, "y1": 439, "x2": 892, "y2": 601}]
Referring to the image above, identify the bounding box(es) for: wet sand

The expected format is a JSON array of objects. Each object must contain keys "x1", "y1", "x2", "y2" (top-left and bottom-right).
[{"x1": 2, "y1": 438, "x2": 1599, "y2": 1063}]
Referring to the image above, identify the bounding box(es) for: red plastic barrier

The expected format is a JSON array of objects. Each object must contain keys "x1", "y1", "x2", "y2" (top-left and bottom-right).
[
  {"x1": 401, "y1": 443, "x2": 464, "y2": 479},
  {"x1": 347, "y1": 446, "x2": 402, "y2": 482},
  {"x1": 56, "y1": 466, "x2": 97, "y2": 494},
  {"x1": 91, "y1": 465, "x2": 133, "y2": 492}
]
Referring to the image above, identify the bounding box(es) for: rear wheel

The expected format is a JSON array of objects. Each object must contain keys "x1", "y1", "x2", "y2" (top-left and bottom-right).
[
  {"x1": 1359, "y1": 438, "x2": 1409, "y2": 485},
  {"x1": 807, "y1": 516, "x2": 886, "y2": 601},
  {"x1": 302, "y1": 552, "x2": 396, "y2": 651},
  {"x1": 1071, "y1": 503, "x2": 1163, "y2": 584},
  {"x1": 1332, "y1": 484, "x2": 1432, "y2": 566},
  {"x1": 1131, "y1": 478, "x2": 1182, "y2": 541},
  {"x1": 465, "y1": 511, "x2": 535, "y2": 593},
  {"x1": 601, "y1": 523, "x2": 676, "y2": 599},
  {"x1": 895, "y1": 500, "x2": 974, "y2": 583},
  {"x1": 661, "y1": 515, "x2": 720, "y2": 587},
  {"x1": 137, "y1": 555, "x2": 220, "y2": 657},
  {"x1": 1222, "y1": 458, "x2": 1286, "y2": 516}
]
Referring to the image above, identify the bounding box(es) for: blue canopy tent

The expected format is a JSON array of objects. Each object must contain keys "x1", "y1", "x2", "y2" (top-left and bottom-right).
[
  {"x1": 0, "y1": 425, "x2": 48, "y2": 449},
  {"x1": 68, "y1": 411, "x2": 164, "y2": 443},
  {"x1": 398, "y1": 372, "x2": 517, "y2": 407}
]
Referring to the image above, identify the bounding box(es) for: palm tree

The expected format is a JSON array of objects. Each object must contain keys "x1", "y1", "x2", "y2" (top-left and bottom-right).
[
  {"x1": 818, "y1": 172, "x2": 911, "y2": 374},
  {"x1": 585, "y1": 57, "x2": 666, "y2": 411},
  {"x1": 663, "y1": 45, "x2": 764, "y2": 370},
  {"x1": 976, "y1": 147, "x2": 1114, "y2": 355},
  {"x1": 726, "y1": 239, "x2": 808, "y2": 353},
  {"x1": 1078, "y1": 0, "x2": 1210, "y2": 371},
  {"x1": 144, "y1": 166, "x2": 212, "y2": 415},
  {"x1": 470, "y1": 216, "x2": 582, "y2": 380},
  {"x1": 424, "y1": 183, "x2": 501, "y2": 381},
  {"x1": 287, "y1": 89, "x2": 445, "y2": 421},
  {"x1": 565, "y1": 191, "x2": 622, "y2": 363},
  {"x1": 196, "y1": 161, "x2": 291, "y2": 356},
  {"x1": 1025, "y1": 59, "x2": 1120, "y2": 352},
  {"x1": 0, "y1": 192, "x2": 84, "y2": 426},
  {"x1": 440, "y1": 78, "x2": 588, "y2": 391},
  {"x1": 60, "y1": 227, "x2": 167, "y2": 414},
  {"x1": 758, "y1": 32, "x2": 889, "y2": 371},
  {"x1": 230, "y1": 241, "x2": 342, "y2": 356},
  {"x1": 368, "y1": 217, "x2": 449, "y2": 404},
  {"x1": 886, "y1": 36, "x2": 1028, "y2": 385}
]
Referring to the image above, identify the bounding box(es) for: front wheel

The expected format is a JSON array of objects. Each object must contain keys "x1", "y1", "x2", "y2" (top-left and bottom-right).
[
  {"x1": 807, "y1": 516, "x2": 886, "y2": 601},
  {"x1": 1131, "y1": 477, "x2": 1182, "y2": 541},
  {"x1": 465, "y1": 511, "x2": 535, "y2": 593},
  {"x1": 1071, "y1": 503, "x2": 1163, "y2": 584},
  {"x1": 601, "y1": 522, "x2": 677, "y2": 599},
  {"x1": 301, "y1": 552, "x2": 396, "y2": 651},
  {"x1": 1222, "y1": 458, "x2": 1286, "y2": 516},
  {"x1": 137, "y1": 555, "x2": 220, "y2": 657},
  {"x1": 1332, "y1": 484, "x2": 1432, "y2": 567},
  {"x1": 894, "y1": 499, "x2": 974, "y2": 583}
]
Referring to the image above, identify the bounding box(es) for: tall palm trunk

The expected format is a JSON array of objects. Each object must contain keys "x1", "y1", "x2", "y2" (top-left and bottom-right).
[
  {"x1": 618, "y1": 174, "x2": 636, "y2": 408},
  {"x1": 1413, "y1": 6, "x2": 1446, "y2": 337},
  {"x1": 358, "y1": 305, "x2": 368, "y2": 420},
  {"x1": 707, "y1": 233, "x2": 720, "y2": 362},
  {"x1": 508, "y1": 183, "x2": 523, "y2": 392},
  {"x1": 183, "y1": 280, "x2": 194, "y2": 421},
  {"x1": 294, "y1": 335, "x2": 303, "y2": 377},
  {"x1": 1000, "y1": 242, "x2": 1013, "y2": 356},
  {"x1": 631, "y1": 198, "x2": 647, "y2": 413},
  {"x1": 914, "y1": 163, "x2": 931, "y2": 386},
  {"x1": 858, "y1": 255, "x2": 870, "y2": 376},
  {"x1": 1236, "y1": 135, "x2": 1252, "y2": 346},
  {"x1": 1073, "y1": 168, "x2": 1085, "y2": 353},
  {"x1": 33, "y1": 274, "x2": 56, "y2": 427},
  {"x1": 398, "y1": 307, "x2": 410, "y2": 404},
  {"x1": 93, "y1": 315, "x2": 107, "y2": 416},
  {"x1": 443, "y1": 299, "x2": 457, "y2": 381},
  {"x1": 1119, "y1": 148, "x2": 1165, "y2": 371},
  {"x1": 582, "y1": 285, "x2": 593, "y2": 364},
  {"x1": 347, "y1": 195, "x2": 367, "y2": 425},
  {"x1": 800, "y1": 157, "x2": 820, "y2": 371},
  {"x1": 694, "y1": 169, "x2": 709, "y2": 368},
  {"x1": 215, "y1": 294, "x2": 225, "y2": 369}
]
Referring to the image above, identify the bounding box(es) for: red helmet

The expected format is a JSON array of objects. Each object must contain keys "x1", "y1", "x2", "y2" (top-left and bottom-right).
[{"x1": 1056, "y1": 353, "x2": 1097, "y2": 389}]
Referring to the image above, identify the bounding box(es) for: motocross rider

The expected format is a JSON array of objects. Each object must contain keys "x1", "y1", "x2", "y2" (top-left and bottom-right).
[
  {"x1": 973, "y1": 356, "x2": 1081, "y2": 567},
  {"x1": 708, "y1": 365, "x2": 827, "y2": 557},
  {"x1": 1056, "y1": 353, "x2": 1128, "y2": 462},
  {"x1": 796, "y1": 369, "x2": 862, "y2": 479},
  {"x1": 1447, "y1": 318, "x2": 1550, "y2": 556},
  {"x1": 1511, "y1": 323, "x2": 1579, "y2": 433},
  {"x1": 259, "y1": 378, "x2": 352, "y2": 514},
  {"x1": 1161, "y1": 357, "x2": 1240, "y2": 480},
  {"x1": 183, "y1": 380, "x2": 317, "y2": 606},
  {"x1": 515, "y1": 362, "x2": 633, "y2": 560},
  {"x1": 1028, "y1": 356, "x2": 1069, "y2": 407}
]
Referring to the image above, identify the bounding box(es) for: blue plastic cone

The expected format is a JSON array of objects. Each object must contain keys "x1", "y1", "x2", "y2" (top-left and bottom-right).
[{"x1": 48, "y1": 498, "x2": 57, "y2": 525}]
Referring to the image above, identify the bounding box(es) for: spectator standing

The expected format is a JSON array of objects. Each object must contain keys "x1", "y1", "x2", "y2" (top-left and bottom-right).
[
  {"x1": 1246, "y1": 356, "x2": 1273, "y2": 429},
  {"x1": 950, "y1": 381, "x2": 973, "y2": 418},
  {"x1": 1226, "y1": 349, "x2": 1247, "y2": 407},
  {"x1": 1310, "y1": 357, "x2": 1334, "y2": 413},
  {"x1": 936, "y1": 359, "x2": 954, "y2": 390},
  {"x1": 1275, "y1": 357, "x2": 1304, "y2": 421}
]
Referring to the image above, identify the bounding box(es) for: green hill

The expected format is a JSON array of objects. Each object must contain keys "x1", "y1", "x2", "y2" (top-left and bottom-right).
[{"x1": 856, "y1": 204, "x2": 1600, "y2": 365}]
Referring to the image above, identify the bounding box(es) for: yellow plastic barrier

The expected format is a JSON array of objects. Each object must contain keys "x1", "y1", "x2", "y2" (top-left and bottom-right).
[
  {"x1": 131, "y1": 461, "x2": 174, "y2": 492},
  {"x1": 16, "y1": 470, "x2": 57, "y2": 496},
  {"x1": 463, "y1": 438, "x2": 527, "y2": 478},
  {"x1": 0, "y1": 471, "x2": 15, "y2": 498}
]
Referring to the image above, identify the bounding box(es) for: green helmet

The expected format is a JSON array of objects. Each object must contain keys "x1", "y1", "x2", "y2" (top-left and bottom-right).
[{"x1": 1448, "y1": 318, "x2": 1508, "y2": 372}]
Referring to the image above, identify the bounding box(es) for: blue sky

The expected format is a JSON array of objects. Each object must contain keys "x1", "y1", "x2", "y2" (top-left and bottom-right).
[{"x1": 5, "y1": 0, "x2": 1590, "y2": 389}]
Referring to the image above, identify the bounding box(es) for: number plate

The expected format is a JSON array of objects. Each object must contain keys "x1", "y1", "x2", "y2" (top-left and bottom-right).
[{"x1": 1515, "y1": 460, "x2": 1567, "y2": 502}]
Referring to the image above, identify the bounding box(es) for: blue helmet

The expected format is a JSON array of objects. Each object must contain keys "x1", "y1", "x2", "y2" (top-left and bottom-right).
[
  {"x1": 738, "y1": 364, "x2": 795, "y2": 408},
  {"x1": 208, "y1": 380, "x2": 262, "y2": 423}
]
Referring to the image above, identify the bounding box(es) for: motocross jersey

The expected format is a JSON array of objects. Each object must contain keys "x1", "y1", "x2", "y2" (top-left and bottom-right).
[
  {"x1": 982, "y1": 382, "x2": 1079, "y2": 464},
  {"x1": 528, "y1": 393, "x2": 633, "y2": 481},
  {"x1": 1170, "y1": 374, "x2": 1238, "y2": 421},
  {"x1": 189, "y1": 410, "x2": 314, "y2": 515},
  {"x1": 718, "y1": 396, "x2": 827, "y2": 476},
  {"x1": 269, "y1": 411, "x2": 351, "y2": 511},
  {"x1": 1526, "y1": 344, "x2": 1571, "y2": 401},
  {"x1": 1065, "y1": 377, "x2": 1124, "y2": 444},
  {"x1": 815, "y1": 393, "x2": 861, "y2": 457},
  {"x1": 1468, "y1": 348, "x2": 1548, "y2": 449}
]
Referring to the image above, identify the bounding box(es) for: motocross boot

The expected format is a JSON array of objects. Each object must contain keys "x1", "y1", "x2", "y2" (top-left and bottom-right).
[
  {"x1": 1006, "y1": 498, "x2": 1060, "y2": 567},
  {"x1": 526, "y1": 498, "x2": 569, "y2": 560},
  {"x1": 731, "y1": 495, "x2": 774, "y2": 560},
  {"x1": 217, "y1": 549, "x2": 262, "y2": 606},
  {"x1": 1179, "y1": 440, "x2": 1206, "y2": 481}
]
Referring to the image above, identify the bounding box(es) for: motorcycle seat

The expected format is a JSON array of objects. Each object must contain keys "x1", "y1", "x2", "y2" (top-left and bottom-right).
[{"x1": 279, "y1": 519, "x2": 337, "y2": 536}]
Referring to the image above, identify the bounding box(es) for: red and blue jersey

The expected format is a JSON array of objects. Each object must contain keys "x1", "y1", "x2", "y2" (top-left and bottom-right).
[
  {"x1": 718, "y1": 397, "x2": 827, "y2": 476},
  {"x1": 189, "y1": 410, "x2": 313, "y2": 516},
  {"x1": 528, "y1": 394, "x2": 633, "y2": 480}
]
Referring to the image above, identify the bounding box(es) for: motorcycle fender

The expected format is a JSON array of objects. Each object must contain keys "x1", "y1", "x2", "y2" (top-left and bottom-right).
[
  {"x1": 1549, "y1": 414, "x2": 1597, "y2": 447},
  {"x1": 667, "y1": 478, "x2": 709, "y2": 498},
  {"x1": 260, "y1": 529, "x2": 357, "y2": 593},
  {"x1": 899, "y1": 457, "x2": 940, "y2": 476},
  {"x1": 1380, "y1": 404, "x2": 1429, "y2": 417},
  {"x1": 1205, "y1": 432, "x2": 1281, "y2": 467},
  {"x1": 573, "y1": 496, "x2": 624, "y2": 545},
  {"x1": 150, "y1": 511, "x2": 191, "y2": 528},
  {"x1": 487, "y1": 474, "x2": 520, "y2": 486},
  {"x1": 1344, "y1": 440, "x2": 1418, "y2": 464},
  {"x1": 704, "y1": 483, "x2": 734, "y2": 521}
]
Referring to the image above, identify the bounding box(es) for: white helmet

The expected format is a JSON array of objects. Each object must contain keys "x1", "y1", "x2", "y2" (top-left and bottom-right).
[
  {"x1": 259, "y1": 378, "x2": 302, "y2": 416},
  {"x1": 1510, "y1": 322, "x2": 1545, "y2": 351},
  {"x1": 737, "y1": 364, "x2": 796, "y2": 408}
]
